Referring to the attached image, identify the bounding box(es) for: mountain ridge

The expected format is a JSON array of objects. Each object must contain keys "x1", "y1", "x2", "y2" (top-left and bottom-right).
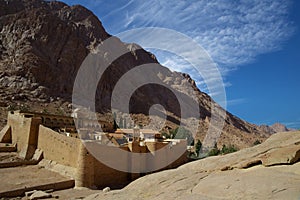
[
  {"x1": 259, "y1": 122, "x2": 296, "y2": 134},
  {"x1": 0, "y1": 0, "x2": 270, "y2": 149}
]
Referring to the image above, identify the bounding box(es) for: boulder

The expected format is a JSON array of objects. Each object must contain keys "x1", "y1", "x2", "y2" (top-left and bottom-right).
[
  {"x1": 102, "y1": 187, "x2": 110, "y2": 193},
  {"x1": 83, "y1": 131, "x2": 300, "y2": 200},
  {"x1": 29, "y1": 190, "x2": 52, "y2": 200},
  {"x1": 261, "y1": 145, "x2": 300, "y2": 166}
]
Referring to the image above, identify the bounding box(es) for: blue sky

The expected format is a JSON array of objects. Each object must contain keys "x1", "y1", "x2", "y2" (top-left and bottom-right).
[{"x1": 61, "y1": 0, "x2": 300, "y2": 129}]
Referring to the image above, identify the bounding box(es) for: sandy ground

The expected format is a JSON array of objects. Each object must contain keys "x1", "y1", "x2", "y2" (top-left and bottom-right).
[
  {"x1": 0, "y1": 165, "x2": 72, "y2": 193},
  {"x1": 0, "y1": 152, "x2": 21, "y2": 163}
]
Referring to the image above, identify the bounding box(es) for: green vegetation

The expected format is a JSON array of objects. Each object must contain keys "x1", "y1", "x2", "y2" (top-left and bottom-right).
[
  {"x1": 188, "y1": 139, "x2": 202, "y2": 159},
  {"x1": 195, "y1": 140, "x2": 202, "y2": 156},
  {"x1": 162, "y1": 127, "x2": 193, "y2": 145},
  {"x1": 168, "y1": 128, "x2": 176, "y2": 139},
  {"x1": 208, "y1": 144, "x2": 220, "y2": 156},
  {"x1": 187, "y1": 137, "x2": 238, "y2": 160},
  {"x1": 208, "y1": 148, "x2": 220, "y2": 156},
  {"x1": 172, "y1": 127, "x2": 194, "y2": 145},
  {"x1": 164, "y1": 128, "x2": 239, "y2": 159},
  {"x1": 7, "y1": 104, "x2": 16, "y2": 111},
  {"x1": 161, "y1": 132, "x2": 170, "y2": 139},
  {"x1": 253, "y1": 140, "x2": 261, "y2": 145},
  {"x1": 253, "y1": 140, "x2": 261, "y2": 146},
  {"x1": 208, "y1": 143, "x2": 238, "y2": 157},
  {"x1": 220, "y1": 144, "x2": 238, "y2": 154}
]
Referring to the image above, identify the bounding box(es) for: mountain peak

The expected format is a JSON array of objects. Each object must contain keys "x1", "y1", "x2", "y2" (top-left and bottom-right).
[
  {"x1": 0, "y1": 0, "x2": 270, "y2": 149},
  {"x1": 259, "y1": 122, "x2": 294, "y2": 134}
]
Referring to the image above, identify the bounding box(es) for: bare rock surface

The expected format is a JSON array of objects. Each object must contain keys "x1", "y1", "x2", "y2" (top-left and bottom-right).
[
  {"x1": 271, "y1": 123, "x2": 290, "y2": 132},
  {"x1": 259, "y1": 122, "x2": 294, "y2": 134},
  {"x1": 261, "y1": 145, "x2": 300, "y2": 166},
  {"x1": 29, "y1": 190, "x2": 52, "y2": 200},
  {"x1": 84, "y1": 131, "x2": 300, "y2": 200},
  {"x1": 48, "y1": 188, "x2": 101, "y2": 200}
]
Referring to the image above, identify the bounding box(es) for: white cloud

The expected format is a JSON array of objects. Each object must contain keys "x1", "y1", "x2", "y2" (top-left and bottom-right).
[
  {"x1": 226, "y1": 98, "x2": 247, "y2": 106},
  {"x1": 282, "y1": 121, "x2": 300, "y2": 129},
  {"x1": 66, "y1": 0, "x2": 295, "y2": 103},
  {"x1": 97, "y1": 0, "x2": 294, "y2": 66}
]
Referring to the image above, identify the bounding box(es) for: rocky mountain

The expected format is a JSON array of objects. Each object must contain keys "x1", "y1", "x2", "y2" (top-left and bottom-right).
[
  {"x1": 83, "y1": 131, "x2": 300, "y2": 200},
  {"x1": 0, "y1": 0, "x2": 270, "y2": 149},
  {"x1": 259, "y1": 123, "x2": 294, "y2": 134}
]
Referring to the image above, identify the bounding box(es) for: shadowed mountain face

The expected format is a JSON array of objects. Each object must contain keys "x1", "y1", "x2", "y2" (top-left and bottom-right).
[{"x1": 0, "y1": 0, "x2": 270, "y2": 148}]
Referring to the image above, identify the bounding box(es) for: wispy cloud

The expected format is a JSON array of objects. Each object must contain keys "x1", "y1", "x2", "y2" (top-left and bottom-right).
[
  {"x1": 83, "y1": 0, "x2": 295, "y2": 93},
  {"x1": 282, "y1": 121, "x2": 300, "y2": 129},
  {"x1": 62, "y1": 0, "x2": 295, "y2": 99},
  {"x1": 226, "y1": 98, "x2": 247, "y2": 107},
  {"x1": 97, "y1": 0, "x2": 294, "y2": 66}
]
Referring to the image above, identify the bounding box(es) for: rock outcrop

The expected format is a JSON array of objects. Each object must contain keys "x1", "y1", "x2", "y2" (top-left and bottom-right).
[
  {"x1": 84, "y1": 131, "x2": 300, "y2": 200},
  {"x1": 0, "y1": 0, "x2": 270, "y2": 148},
  {"x1": 259, "y1": 122, "x2": 294, "y2": 134}
]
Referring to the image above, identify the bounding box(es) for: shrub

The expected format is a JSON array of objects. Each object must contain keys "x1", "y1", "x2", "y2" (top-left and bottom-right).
[
  {"x1": 208, "y1": 147, "x2": 220, "y2": 156},
  {"x1": 221, "y1": 144, "x2": 238, "y2": 154},
  {"x1": 253, "y1": 140, "x2": 261, "y2": 146},
  {"x1": 195, "y1": 140, "x2": 202, "y2": 156},
  {"x1": 7, "y1": 104, "x2": 16, "y2": 111},
  {"x1": 172, "y1": 127, "x2": 194, "y2": 145},
  {"x1": 207, "y1": 144, "x2": 238, "y2": 157}
]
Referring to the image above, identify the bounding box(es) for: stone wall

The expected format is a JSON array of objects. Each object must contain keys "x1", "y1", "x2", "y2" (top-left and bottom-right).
[
  {"x1": 84, "y1": 143, "x2": 131, "y2": 189},
  {"x1": 3, "y1": 111, "x2": 188, "y2": 190},
  {"x1": 81, "y1": 141, "x2": 188, "y2": 189},
  {"x1": 8, "y1": 111, "x2": 41, "y2": 159},
  {"x1": 39, "y1": 114, "x2": 74, "y2": 129},
  {"x1": 38, "y1": 125, "x2": 81, "y2": 167}
]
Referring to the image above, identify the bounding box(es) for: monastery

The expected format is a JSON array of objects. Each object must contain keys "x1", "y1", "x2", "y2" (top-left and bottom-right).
[{"x1": 0, "y1": 110, "x2": 188, "y2": 189}]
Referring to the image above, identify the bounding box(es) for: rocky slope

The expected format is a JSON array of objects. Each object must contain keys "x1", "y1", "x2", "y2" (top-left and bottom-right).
[
  {"x1": 0, "y1": 0, "x2": 270, "y2": 149},
  {"x1": 84, "y1": 131, "x2": 300, "y2": 200},
  {"x1": 259, "y1": 123, "x2": 295, "y2": 134}
]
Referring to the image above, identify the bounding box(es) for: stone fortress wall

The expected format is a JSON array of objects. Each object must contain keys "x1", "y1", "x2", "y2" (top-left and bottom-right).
[
  {"x1": 1, "y1": 111, "x2": 188, "y2": 189},
  {"x1": 38, "y1": 125, "x2": 81, "y2": 167}
]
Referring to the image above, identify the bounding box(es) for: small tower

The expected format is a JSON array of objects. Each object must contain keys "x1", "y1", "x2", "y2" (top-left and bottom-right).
[
  {"x1": 133, "y1": 125, "x2": 140, "y2": 142},
  {"x1": 75, "y1": 143, "x2": 95, "y2": 188}
]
